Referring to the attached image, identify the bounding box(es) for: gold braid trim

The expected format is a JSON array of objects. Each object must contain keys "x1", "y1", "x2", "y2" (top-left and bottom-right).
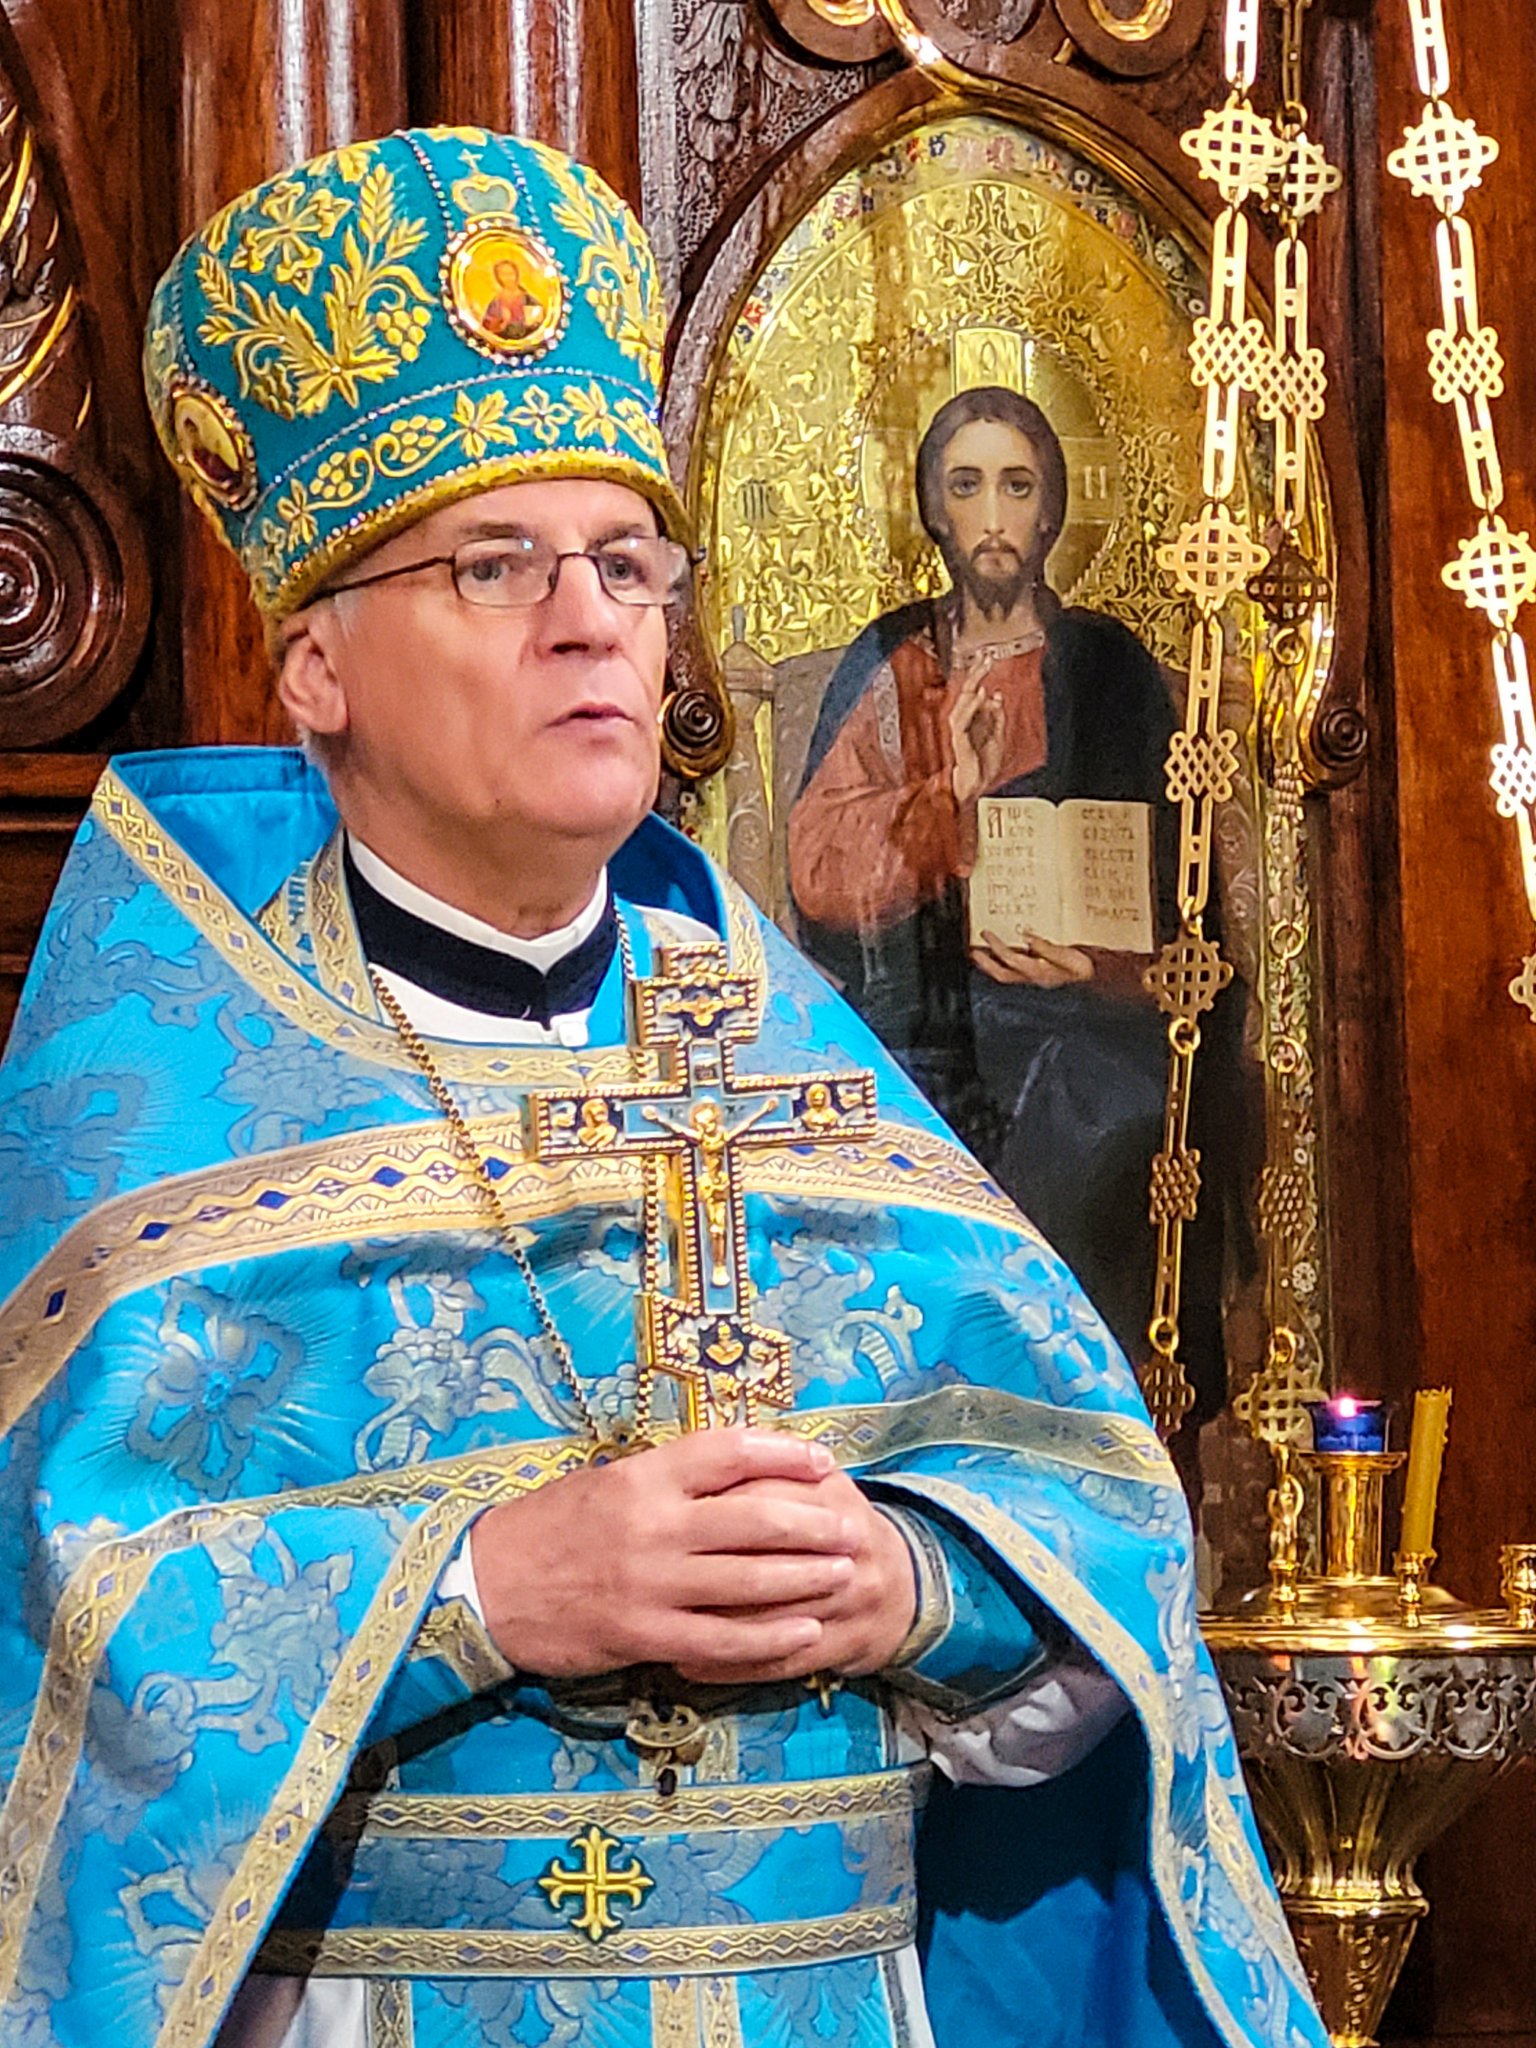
[
  {"x1": 651, "y1": 1977, "x2": 745, "y2": 2048},
  {"x1": 367, "y1": 1980, "x2": 415, "y2": 2048},
  {"x1": 302, "y1": 826, "x2": 373, "y2": 1012},
  {"x1": 326, "y1": 1765, "x2": 930, "y2": 1844},
  {"x1": 0, "y1": 1121, "x2": 1024, "y2": 1438},
  {"x1": 785, "y1": 1384, "x2": 1172, "y2": 1485},
  {"x1": 0, "y1": 1440, "x2": 586, "y2": 2015},
  {"x1": 407, "y1": 1596, "x2": 515, "y2": 1690},
  {"x1": 254, "y1": 1902, "x2": 915, "y2": 1980}
]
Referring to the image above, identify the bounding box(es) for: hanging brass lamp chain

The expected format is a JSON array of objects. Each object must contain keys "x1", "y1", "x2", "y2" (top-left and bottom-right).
[
  {"x1": 1141, "y1": 0, "x2": 1268, "y2": 1436},
  {"x1": 1386, "y1": 0, "x2": 1536, "y2": 1016},
  {"x1": 1236, "y1": 0, "x2": 1337, "y2": 1449},
  {"x1": 1145, "y1": 0, "x2": 1338, "y2": 1437}
]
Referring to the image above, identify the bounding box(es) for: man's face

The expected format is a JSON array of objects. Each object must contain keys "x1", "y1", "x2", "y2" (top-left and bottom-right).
[
  {"x1": 284, "y1": 477, "x2": 669, "y2": 867},
  {"x1": 935, "y1": 416, "x2": 1050, "y2": 619}
]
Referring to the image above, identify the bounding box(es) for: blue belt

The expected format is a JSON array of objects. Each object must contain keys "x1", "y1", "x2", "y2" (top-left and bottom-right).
[{"x1": 257, "y1": 1766, "x2": 929, "y2": 1979}]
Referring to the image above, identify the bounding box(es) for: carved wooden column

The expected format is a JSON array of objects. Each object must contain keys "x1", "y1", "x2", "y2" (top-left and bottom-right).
[
  {"x1": 1371, "y1": 1, "x2": 1536, "y2": 2039},
  {"x1": 176, "y1": 0, "x2": 407, "y2": 744},
  {"x1": 0, "y1": 11, "x2": 149, "y2": 751},
  {"x1": 409, "y1": 0, "x2": 642, "y2": 207},
  {"x1": 0, "y1": 6, "x2": 156, "y2": 1039}
]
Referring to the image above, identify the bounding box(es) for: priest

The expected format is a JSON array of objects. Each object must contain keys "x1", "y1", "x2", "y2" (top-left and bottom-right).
[{"x1": 0, "y1": 128, "x2": 1323, "y2": 2048}]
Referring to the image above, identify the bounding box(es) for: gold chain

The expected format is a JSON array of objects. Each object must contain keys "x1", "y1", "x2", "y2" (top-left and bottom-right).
[
  {"x1": 1145, "y1": 0, "x2": 1337, "y2": 1438},
  {"x1": 1143, "y1": 0, "x2": 1270, "y2": 1436},
  {"x1": 1386, "y1": 0, "x2": 1536, "y2": 1016},
  {"x1": 1234, "y1": 0, "x2": 1334, "y2": 1448},
  {"x1": 368, "y1": 917, "x2": 650, "y2": 1454}
]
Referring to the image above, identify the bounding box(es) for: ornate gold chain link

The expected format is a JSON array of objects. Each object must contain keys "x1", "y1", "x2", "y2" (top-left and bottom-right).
[
  {"x1": 1235, "y1": 0, "x2": 1335, "y2": 1447},
  {"x1": 1385, "y1": 0, "x2": 1536, "y2": 1015},
  {"x1": 1147, "y1": 0, "x2": 1337, "y2": 1437}
]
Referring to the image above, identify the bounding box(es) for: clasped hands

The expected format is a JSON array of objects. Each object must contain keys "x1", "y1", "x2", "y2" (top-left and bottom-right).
[{"x1": 469, "y1": 1428, "x2": 917, "y2": 1686}]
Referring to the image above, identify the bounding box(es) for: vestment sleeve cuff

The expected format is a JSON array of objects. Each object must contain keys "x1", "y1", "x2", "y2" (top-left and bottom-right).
[{"x1": 871, "y1": 1500, "x2": 1045, "y2": 1715}]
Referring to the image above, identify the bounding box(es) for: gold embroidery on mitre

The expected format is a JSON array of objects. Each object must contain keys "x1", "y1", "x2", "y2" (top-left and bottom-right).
[
  {"x1": 443, "y1": 218, "x2": 568, "y2": 360},
  {"x1": 194, "y1": 159, "x2": 434, "y2": 420},
  {"x1": 165, "y1": 372, "x2": 258, "y2": 512},
  {"x1": 532, "y1": 144, "x2": 664, "y2": 387}
]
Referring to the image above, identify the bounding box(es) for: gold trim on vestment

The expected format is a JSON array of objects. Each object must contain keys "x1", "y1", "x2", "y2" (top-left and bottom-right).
[
  {"x1": 652, "y1": 1977, "x2": 696, "y2": 2048},
  {"x1": 304, "y1": 827, "x2": 374, "y2": 1013},
  {"x1": 787, "y1": 1384, "x2": 1172, "y2": 1485},
  {"x1": 92, "y1": 772, "x2": 769, "y2": 1086},
  {"x1": 877, "y1": 1472, "x2": 1311, "y2": 2048},
  {"x1": 253, "y1": 1902, "x2": 915, "y2": 1979},
  {"x1": 328, "y1": 1765, "x2": 929, "y2": 1844},
  {"x1": 408, "y1": 1595, "x2": 515, "y2": 1688},
  {"x1": 0, "y1": 1438, "x2": 587, "y2": 2017},
  {"x1": 703, "y1": 1976, "x2": 746, "y2": 2048},
  {"x1": 0, "y1": 1120, "x2": 1024, "y2": 1437},
  {"x1": 0, "y1": 1537, "x2": 170, "y2": 2012},
  {"x1": 653, "y1": 1976, "x2": 744, "y2": 2048},
  {"x1": 254, "y1": 868, "x2": 305, "y2": 961},
  {"x1": 368, "y1": 1979, "x2": 416, "y2": 2048}
]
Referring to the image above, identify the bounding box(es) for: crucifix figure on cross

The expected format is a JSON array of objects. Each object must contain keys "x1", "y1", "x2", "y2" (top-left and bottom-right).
[{"x1": 525, "y1": 938, "x2": 877, "y2": 1434}]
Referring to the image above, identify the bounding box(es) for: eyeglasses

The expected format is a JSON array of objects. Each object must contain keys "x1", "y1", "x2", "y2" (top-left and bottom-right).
[{"x1": 325, "y1": 533, "x2": 695, "y2": 610}]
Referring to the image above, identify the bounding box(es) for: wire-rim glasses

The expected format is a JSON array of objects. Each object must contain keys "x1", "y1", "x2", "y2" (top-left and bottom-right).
[{"x1": 325, "y1": 533, "x2": 695, "y2": 610}]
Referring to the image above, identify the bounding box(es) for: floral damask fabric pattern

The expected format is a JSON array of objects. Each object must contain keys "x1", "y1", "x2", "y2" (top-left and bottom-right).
[
  {"x1": 0, "y1": 751, "x2": 1326, "y2": 2048},
  {"x1": 127, "y1": 1281, "x2": 305, "y2": 1499}
]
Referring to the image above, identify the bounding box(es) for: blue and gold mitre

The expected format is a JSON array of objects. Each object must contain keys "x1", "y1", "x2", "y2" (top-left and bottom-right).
[{"x1": 143, "y1": 127, "x2": 683, "y2": 618}]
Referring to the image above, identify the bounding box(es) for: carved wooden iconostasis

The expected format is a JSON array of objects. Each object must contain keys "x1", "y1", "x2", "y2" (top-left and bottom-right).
[{"x1": 4, "y1": 0, "x2": 1536, "y2": 2041}]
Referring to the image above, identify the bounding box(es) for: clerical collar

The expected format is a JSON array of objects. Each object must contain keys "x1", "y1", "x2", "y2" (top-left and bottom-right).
[{"x1": 344, "y1": 837, "x2": 616, "y2": 1026}]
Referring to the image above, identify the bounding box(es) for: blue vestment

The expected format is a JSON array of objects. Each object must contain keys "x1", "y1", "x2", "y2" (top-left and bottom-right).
[{"x1": 0, "y1": 749, "x2": 1323, "y2": 2048}]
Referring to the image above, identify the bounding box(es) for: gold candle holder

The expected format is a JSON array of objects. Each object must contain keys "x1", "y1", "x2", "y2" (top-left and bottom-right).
[
  {"x1": 1266, "y1": 1442, "x2": 1304, "y2": 1619},
  {"x1": 1302, "y1": 1449, "x2": 1406, "y2": 1582},
  {"x1": 1393, "y1": 1549, "x2": 1434, "y2": 1626},
  {"x1": 1207, "y1": 1419, "x2": 1536, "y2": 2048}
]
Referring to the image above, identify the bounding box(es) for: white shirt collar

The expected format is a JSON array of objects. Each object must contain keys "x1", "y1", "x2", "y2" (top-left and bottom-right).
[{"x1": 345, "y1": 833, "x2": 609, "y2": 972}]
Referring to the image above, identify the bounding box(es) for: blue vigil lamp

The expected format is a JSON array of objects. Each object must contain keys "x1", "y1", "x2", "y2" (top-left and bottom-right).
[
  {"x1": 1300, "y1": 1397, "x2": 1409, "y2": 1606},
  {"x1": 1204, "y1": 1391, "x2": 1536, "y2": 2048},
  {"x1": 1307, "y1": 1395, "x2": 1388, "y2": 1453}
]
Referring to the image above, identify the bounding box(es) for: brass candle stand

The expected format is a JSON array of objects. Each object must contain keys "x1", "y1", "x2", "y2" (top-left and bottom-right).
[{"x1": 1205, "y1": 1449, "x2": 1536, "y2": 2048}]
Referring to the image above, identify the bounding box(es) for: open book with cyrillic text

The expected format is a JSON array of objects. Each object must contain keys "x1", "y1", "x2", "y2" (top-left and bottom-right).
[{"x1": 967, "y1": 796, "x2": 1155, "y2": 954}]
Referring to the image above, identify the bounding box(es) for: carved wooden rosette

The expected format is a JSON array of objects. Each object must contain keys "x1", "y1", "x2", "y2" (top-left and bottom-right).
[
  {"x1": 661, "y1": 619, "x2": 737, "y2": 781},
  {"x1": 1051, "y1": 0, "x2": 1209, "y2": 76},
  {"x1": 760, "y1": 0, "x2": 895, "y2": 65},
  {"x1": 0, "y1": 27, "x2": 148, "y2": 748}
]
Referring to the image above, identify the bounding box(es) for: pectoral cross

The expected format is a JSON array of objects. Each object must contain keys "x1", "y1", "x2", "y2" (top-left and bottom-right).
[
  {"x1": 526, "y1": 940, "x2": 877, "y2": 1433},
  {"x1": 537, "y1": 1825, "x2": 654, "y2": 1941}
]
